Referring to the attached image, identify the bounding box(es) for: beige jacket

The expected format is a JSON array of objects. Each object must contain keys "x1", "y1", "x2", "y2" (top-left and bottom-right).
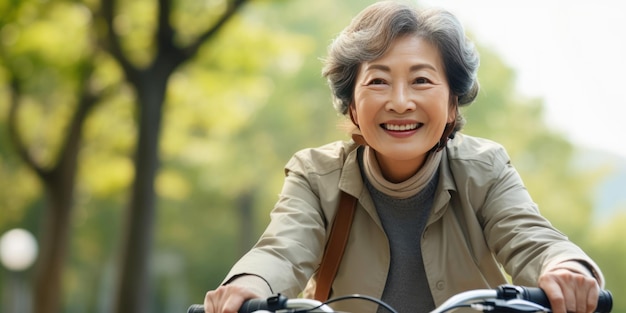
[{"x1": 224, "y1": 134, "x2": 603, "y2": 313}]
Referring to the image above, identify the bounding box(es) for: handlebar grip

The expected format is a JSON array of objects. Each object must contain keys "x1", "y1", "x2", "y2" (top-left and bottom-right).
[
  {"x1": 187, "y1": 304, "x2": 204, "y2": 313},
  {"x1": 518, "y1": 286, "x2": 613, "y2": 313},
  {"x1": 237, "y1": 298, "x2": 273, "y2": 313},
  {"x1": 186, "y1": 294, "x2": 288, "y2": 313}
]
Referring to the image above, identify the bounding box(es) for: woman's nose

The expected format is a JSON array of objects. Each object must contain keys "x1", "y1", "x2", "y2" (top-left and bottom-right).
[{"x1": 386, "y1": 84, "x2": 416, "y2": 113}]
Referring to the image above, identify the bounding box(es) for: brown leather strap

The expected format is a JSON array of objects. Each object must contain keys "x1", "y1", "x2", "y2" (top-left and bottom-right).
[{"x1": 314, "y1": 191, "x2": 357, "y2": 302}]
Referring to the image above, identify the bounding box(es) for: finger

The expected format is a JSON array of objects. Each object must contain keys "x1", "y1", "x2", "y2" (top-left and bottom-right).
[
  {"x1": 572, "y1": 274, "x2": 591, "y2": 313},
  {"x1": 204, "y1": 287, "x2": 237, "y2": 313},
  {"x1": 539, "y1": 281, "x2": 567, "y2": 313},
  {"x1": 561, "y1": 280, "x2": 577, "y2": 313},
  {"x1": 585, "y1": 280, "x2": 600, "y2": 313},
  {"x1": 568, "y1": 273, "x2": 598, "y2": 313},
  {"x1": 204, "y1": 290, "x2": 220, "y2": 313},
  {"x1": 574, "y1": 279, "x2": 588, "y2": 313},
  {"x1": 223, "y1": 294, "x2": 246, "y2": 313},
  {"x1": 206, "y1": 285, "x2": 261, "y2": 313},
  {"x1": 539, "y1": 275, "x2": 567, "y2": 313}
]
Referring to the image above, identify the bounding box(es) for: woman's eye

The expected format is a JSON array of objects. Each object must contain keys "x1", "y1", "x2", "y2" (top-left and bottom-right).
[
  {"x1": 414, "y1": 77, "x2": 429, "y2": 84},
  {"x1": 368, "y1": 78, "x2": 386, "y2": 85}
]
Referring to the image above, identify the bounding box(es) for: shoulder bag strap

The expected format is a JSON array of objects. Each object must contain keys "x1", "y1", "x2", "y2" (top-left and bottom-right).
[{"x1": 313, "y1": 190, "x2": 357, "y2": 302}]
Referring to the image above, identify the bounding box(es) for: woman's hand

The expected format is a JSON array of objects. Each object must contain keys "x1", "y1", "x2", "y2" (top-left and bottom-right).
[
  {"x1": 204, "y1": 284, "x2": 261, "y2": 313},
  {"x1": 538, "y1": 264, "x2": 600, "y2": 313}
]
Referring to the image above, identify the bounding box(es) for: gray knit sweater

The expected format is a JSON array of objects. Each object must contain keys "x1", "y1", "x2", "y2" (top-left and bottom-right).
[{"x1": 365, "y1": 173, "x2": 438, "y2": 313}]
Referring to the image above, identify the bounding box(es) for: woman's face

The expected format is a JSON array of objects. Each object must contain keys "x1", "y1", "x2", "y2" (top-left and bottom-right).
[{"x1": 351, "y1": 35, "x2": 454, "y2": 182}]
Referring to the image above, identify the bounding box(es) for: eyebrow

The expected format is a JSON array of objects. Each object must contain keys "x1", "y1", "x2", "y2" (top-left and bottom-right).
[{"x1": 365, "y1": 63, "x2": 438, "y2": 72}]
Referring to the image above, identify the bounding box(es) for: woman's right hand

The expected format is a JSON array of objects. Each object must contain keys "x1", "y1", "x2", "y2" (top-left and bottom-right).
[{"x1": 204, "y1": 284, "x2": 261, "y2": 313}]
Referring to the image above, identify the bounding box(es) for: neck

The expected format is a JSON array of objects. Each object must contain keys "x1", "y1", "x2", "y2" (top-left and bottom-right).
[{"x1": 376, "y1": 152, "x2": 427, "y2": 183}]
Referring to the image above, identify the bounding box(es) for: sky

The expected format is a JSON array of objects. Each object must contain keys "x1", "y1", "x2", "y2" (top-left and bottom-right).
[{"x1": 418, "y1": 0, "x2": 626, "y2": 158}]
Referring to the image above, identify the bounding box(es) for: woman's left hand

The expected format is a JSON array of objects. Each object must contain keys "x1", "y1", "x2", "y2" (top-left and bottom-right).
[{"x1": 538, "y1": 264, "x2": 600, "y2": 313}]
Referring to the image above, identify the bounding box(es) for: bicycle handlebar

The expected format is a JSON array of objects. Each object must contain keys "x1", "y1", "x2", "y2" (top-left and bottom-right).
[
  {"x1": 187, "y1": 284, "x2": 613, "y2": 313},
  {"x1": 187, "y1": 294, "x2": 332, "y2": 313}
]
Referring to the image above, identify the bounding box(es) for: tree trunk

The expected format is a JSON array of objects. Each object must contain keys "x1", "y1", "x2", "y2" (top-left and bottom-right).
[
  {"x1": 113, "y1": 69, "x2": 166, "y2": 313},
  {"x1": 8, "y1": 67, "x2": 96, "y2": 313},
  {"x1": 105, "y1": 1, "x2": 250, "y2": 311},
  {"x1": 33, "y1": 187, "x2": 73, "y2": 313}
]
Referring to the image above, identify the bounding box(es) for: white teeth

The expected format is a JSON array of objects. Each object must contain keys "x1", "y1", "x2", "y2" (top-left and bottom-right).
[{"x1": 384, "y1": 123, "x2": 418, "y2": 131}]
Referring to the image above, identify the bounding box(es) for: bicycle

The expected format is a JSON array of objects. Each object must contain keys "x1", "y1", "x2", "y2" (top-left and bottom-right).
[{"x1": 186, "y1": 284, "x2": 613, "y2": 313}]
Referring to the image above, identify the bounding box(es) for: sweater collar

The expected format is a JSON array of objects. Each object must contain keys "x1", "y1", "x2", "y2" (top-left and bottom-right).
[{"x1": 362, "y1": 146, "x2": 442, "y2": 199}]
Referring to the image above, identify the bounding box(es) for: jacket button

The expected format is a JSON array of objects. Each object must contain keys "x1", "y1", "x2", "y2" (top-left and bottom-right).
[{"x1": 436, "y1": 281, "x2": 445, "y2": 290}]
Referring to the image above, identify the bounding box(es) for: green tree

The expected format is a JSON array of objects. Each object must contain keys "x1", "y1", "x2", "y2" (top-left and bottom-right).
[
  {"x1": 0, "y1": 2, "x2": 106, "y2": 312},
  {"x1": 97, "y1": 1, "x2": 251, "y2": 312},
  {"x1": 0, "y1": 0, "x2": 252, "y2": 312}
]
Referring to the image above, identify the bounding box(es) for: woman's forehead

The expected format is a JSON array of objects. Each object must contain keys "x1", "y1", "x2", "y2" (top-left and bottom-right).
[{"x1": 359, "y1": 36, "x2": 445, "y2": 73}]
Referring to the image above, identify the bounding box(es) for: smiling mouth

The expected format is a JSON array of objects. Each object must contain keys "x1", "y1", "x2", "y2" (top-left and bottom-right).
[{"x1": 382, "y1": 123, "x2": 421, "y2": 131}]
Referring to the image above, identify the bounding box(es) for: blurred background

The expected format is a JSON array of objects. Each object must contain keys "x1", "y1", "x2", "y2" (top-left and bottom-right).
[{"x1": 0, "y1": 0, "x2": 623, "y2": 313}]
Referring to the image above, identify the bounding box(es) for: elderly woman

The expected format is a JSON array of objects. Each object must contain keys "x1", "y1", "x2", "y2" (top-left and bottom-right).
[{"x1": 202, "y1": 1, "x2": 604, "y2": 313}]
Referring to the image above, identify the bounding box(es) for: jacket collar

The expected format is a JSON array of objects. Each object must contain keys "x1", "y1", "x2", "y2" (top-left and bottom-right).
[
  {"x1": 338, "y1": 143, "x2": 381, "y2": 226},
  {"x1": 337, "y1": 141, "x2": 364, "y2": 197},
  {"x1": 430, "y1": 147, "x2": 456, "y2": 222}
]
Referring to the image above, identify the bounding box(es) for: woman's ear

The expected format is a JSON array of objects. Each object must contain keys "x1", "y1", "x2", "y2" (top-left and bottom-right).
[
  {"x1": 447, "y1": 95, "x2": 458, "y2": 123},
  {"x1": 349, "y1": 103, "x2": 359, "y2": 127}
]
